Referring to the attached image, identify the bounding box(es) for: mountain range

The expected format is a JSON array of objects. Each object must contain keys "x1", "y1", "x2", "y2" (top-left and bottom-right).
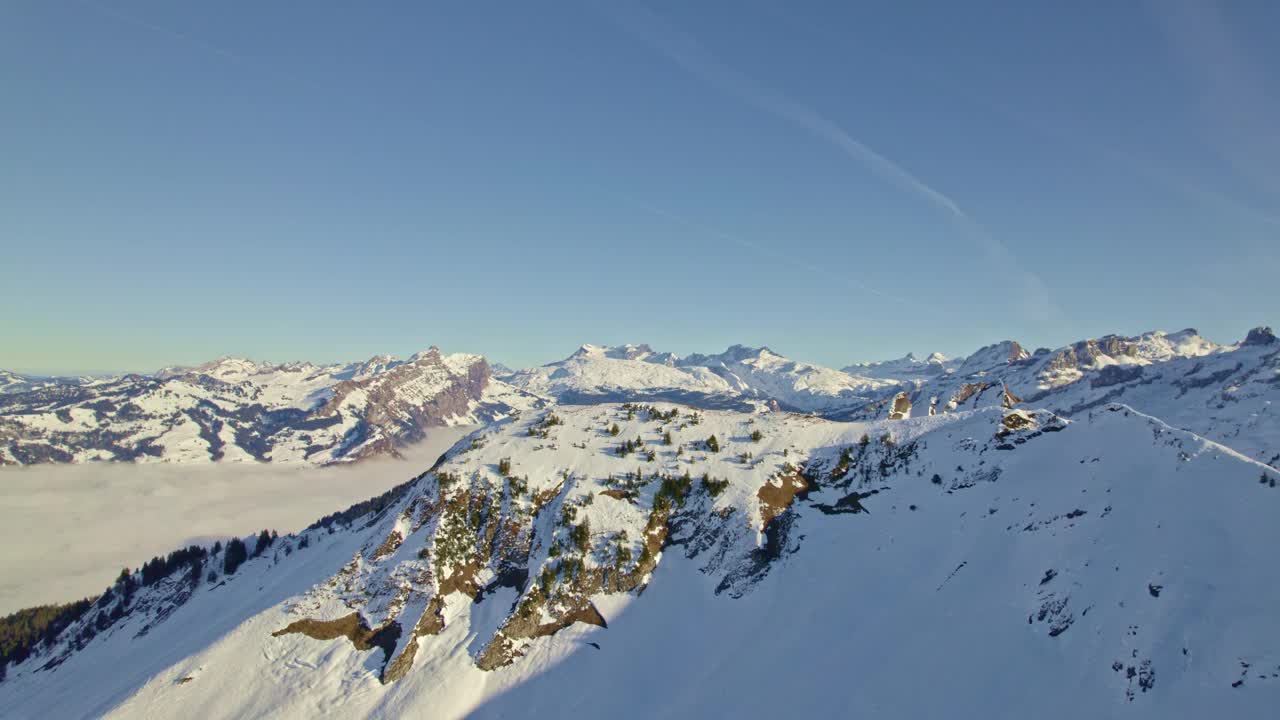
[
  {"x1": 3, "y1": 326, "x2": 1276, "y2": 469},
  {"x1": 0, "y1": 350, "x2": 541, "y2": 466},
  {"x1": 2, "y1": 325, "x2": 1279, "y2": 717}
]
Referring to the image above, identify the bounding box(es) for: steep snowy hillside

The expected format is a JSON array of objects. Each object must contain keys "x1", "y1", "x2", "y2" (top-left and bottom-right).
[
  {"x1": 504, "y1": 343, "x2": 898, "y2": 413},
  {"x1": 0, "y1": 350, "x2": 541, "y2": 467},
  {"x1": 3, "y1": 402, "x2": 1277, "y2": 718},
  {"x1": 846, "y1": 327, "x2": 1280, "y2": 468}
]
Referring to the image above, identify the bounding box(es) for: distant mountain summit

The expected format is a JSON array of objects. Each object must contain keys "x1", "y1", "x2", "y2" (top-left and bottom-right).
[
  {"x1": 504, "y1": 343, "x2": 900, "y2": 414},
  {"x1": 843, "y1": 350, "x2": 952, "y2": 380},
  {"x1": 0, "y1": 349, "x2": 541, "y2": 466},
  {"x1": 838, "y1": 327, "x2": 1277, "y2": 469},
  {"x1": 3, "y1": 327, "x2": 1275, "y2": 469}
]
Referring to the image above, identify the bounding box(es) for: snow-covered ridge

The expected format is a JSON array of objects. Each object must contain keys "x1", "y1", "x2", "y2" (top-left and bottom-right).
[
  {"x1": 2, "y1": 326, "x2": 1274, "y2": 468},
  {"x1": 3, "y1": 401, "x2": 1279, "y2": 718},
  {"x1": 505, "y1": 342, "x2": 901, "y2": 414},
  {"x1": 0, "y1": 349, "x2": 542, "y2": 467},
  {"x1": 842, "y1": 326, "x2": 1279, "y2": 468}
]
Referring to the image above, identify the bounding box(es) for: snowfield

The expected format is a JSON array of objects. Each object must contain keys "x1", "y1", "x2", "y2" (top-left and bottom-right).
[{"x1": 3, "y1": 402, "x2": 1278, "y2": 718}]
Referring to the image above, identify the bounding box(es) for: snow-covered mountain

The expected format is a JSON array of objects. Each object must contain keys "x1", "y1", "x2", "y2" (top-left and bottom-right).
[
  {"x1": 5, "y1": 327, "x2": 1275, "y2": 471},
  {"x1": 3, "y1": 401, "x2": 1277, "y2": 717},
  {"x1": 844, "y1": 327, "x2": 1280, "y2": 469},
  {"x1": 0, "y1": 370, "x2": 92, "y2": 396},
  {"x1": 0, "y1": 350, "x2": 541, "y2": 466},
  {"x1": 843, "y1": 350, "x2": 953, "y2": 380},
  {"x1": 503, "y1": 343, "x2": 900, "y2": 414}
]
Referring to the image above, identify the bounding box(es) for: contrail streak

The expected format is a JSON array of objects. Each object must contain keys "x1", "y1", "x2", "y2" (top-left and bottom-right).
[
  {"x1": 594, "y1": 1, "x2": 1059, "y2": 321},
  {"x1": 763, "y1": 0, "x2": 1280, "y2": 230},
  {"x1": 606, "y1": 191, "x2": 921, "y2": 307},
  {"x1": 79, "y1": 0, "x2": 327, "y2": 93}
]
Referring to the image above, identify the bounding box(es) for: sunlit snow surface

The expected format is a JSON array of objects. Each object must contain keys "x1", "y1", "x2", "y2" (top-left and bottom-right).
[{"x1": 3, "y1": 404, "x2": 1278, "y2": 719}]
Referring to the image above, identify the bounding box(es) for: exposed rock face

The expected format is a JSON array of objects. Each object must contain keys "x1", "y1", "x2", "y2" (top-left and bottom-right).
[
  {"x1": 840, "y1": 327, "x2": 1278, "y2": 468},
  {"x1": 0, "y1": 350, "x2": 540, "y2": 466},
  {"x1": 271, "y1": 614, "x2": 402, "y2": 682},
  {"x1": 1243, "y1": 326, "x2": 1276, "y2": 346},
  {"x1": 8, "y1": 401, "x2": 1280, "y2": 718},
  {"x1": 1001, "y1": 384, "x2": 1021, "y2": 409},
  {"x1": 889, "y1": 392, "x2": 912, "y2": 420}
]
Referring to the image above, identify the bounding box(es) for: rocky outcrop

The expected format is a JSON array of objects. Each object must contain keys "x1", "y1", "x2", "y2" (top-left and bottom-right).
[
  {"x1": 0, "y1": 349, "x2": 538, "y2": 466},
  {"x1": 888, "y1": 392, "x2": 912, "y2": 420},
  {"x1": 1244, "y1": 326, "x2": 1277, "y2": 346},
  {"x1": 272, "y1": 614, "x2": 402, "y2": 682}
]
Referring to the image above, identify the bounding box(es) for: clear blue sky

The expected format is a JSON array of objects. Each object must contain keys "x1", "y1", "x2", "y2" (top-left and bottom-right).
[{"x1": 3, "y1": 1, "x2": 1277, "y2": 374}]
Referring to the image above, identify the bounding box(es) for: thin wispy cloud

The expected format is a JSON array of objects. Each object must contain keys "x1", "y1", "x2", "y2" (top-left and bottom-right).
[
  {"x1": 80, "y1": 0, "x2": 327, "y2": 93},
  {"x1": 595, "y1": 1, "x2": 1059, "y2": 321},
  {"x1": 1148, "y1": 0, "x2": 1280, "y2": 202},
  {"x1": 606, "y1": 191, "x2": 920, "y2": 308},
  {"x1": 764, "y1": 1, "x2": 1280, "y2": 232}
]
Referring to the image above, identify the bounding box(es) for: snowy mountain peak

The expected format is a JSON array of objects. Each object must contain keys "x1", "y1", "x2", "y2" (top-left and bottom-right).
[
  {"x1": 841, "y1": 350, "x2": 951, "y2": 382},
  {"x1": 0, "y1": 348, "x2": 539, "y2": 467},
  {"x1": 954, "y1": 340, "x2": 1029, "y2": 376},
  {"x1": 409, "y1": 346, "x2": 444, "y2": 363},
  {"x1": 569, "y1": 344, "x2": 656, "y2": 361},
  {"x1": 1243, "y1": 326, "x2": 1277, "y2": 346}
]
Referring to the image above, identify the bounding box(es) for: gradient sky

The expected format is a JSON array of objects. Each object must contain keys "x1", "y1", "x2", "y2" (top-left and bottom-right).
[{"x1": 3, "y1": 1, "x2": 1277, "y2": 374}]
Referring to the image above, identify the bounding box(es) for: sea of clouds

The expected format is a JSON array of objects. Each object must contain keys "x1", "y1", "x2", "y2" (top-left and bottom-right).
[{"x1": 0, "y1": 427, "x2": 472, "y2": 615}]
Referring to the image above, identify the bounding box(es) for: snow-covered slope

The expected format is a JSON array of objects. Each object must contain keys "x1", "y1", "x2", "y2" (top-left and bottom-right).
[
  {"x1": 504, "y1": 343, "x2": 899, "y2": 414},
  {"x1": 0, "y1": 350, "x2": 541, "y2": 466},
  {"x1": 4, "y1": 402, "x2": 1278, "y2": 718},
  {"x1": 847, "y1": 327, "x2": 1280, "y2": 468}
]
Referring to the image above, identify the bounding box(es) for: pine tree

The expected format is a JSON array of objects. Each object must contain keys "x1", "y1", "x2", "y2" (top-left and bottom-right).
[
  {"x1": 706, "y1": 434, "x2": 720, "y2": 453},
  {"x1": 253, "y1": 529, "x2": 273, "y2": 556},
  {"x1": 223, "y1": 538, "x2": 248, "y2": 575}
]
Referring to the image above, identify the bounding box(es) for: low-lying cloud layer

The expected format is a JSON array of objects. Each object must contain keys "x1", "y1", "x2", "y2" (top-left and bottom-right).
[{"x1": 0, "y1": 427, "x2": 473, "y2": 616}]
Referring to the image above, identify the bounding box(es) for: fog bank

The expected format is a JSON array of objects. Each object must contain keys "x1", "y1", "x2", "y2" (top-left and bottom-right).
[{"x1": 0, "y1": 427, "x2": 473, "y2": 615}]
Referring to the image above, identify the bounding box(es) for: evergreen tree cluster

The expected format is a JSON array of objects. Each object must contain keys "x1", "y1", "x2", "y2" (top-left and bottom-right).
[
  {"x1": 637, "y1": 405, "x2": 679, "y2": 422},
  {"x1": 139, "y1": 544, "x2": 210, "y2": 587},
  {"x1": 223, "y1": 537, "x2": 249, "y2": 575},
  {"x1": 701, "y1": 474, "x2": 730, "y2": 498},
  {"x1": 654, "y1": 471, "x2": 694, "y2": 511},
  {"x1": 527, "y1": 412, "x2": 563, "y2": 438},
  {"x1": 0, "y1": 598, "x2": 95, "y2": 671},
  {"x1": 569, "y1": 518, "x2": 592, "y2": 553},
  {"x1": 308, "y1": 475, "x2": 419, "y2": 531},
  {"x1": 617, "y1": 436, "x2": 645, "y2": 457},
  {"x1": 252, "y1": 529, "x2": 278, "y2": 557}
]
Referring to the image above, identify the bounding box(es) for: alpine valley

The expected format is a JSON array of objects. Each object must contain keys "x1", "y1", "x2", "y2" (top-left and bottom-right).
[{"x1": 2, "y1": 326, "x2": 1278, "y2": 718}]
